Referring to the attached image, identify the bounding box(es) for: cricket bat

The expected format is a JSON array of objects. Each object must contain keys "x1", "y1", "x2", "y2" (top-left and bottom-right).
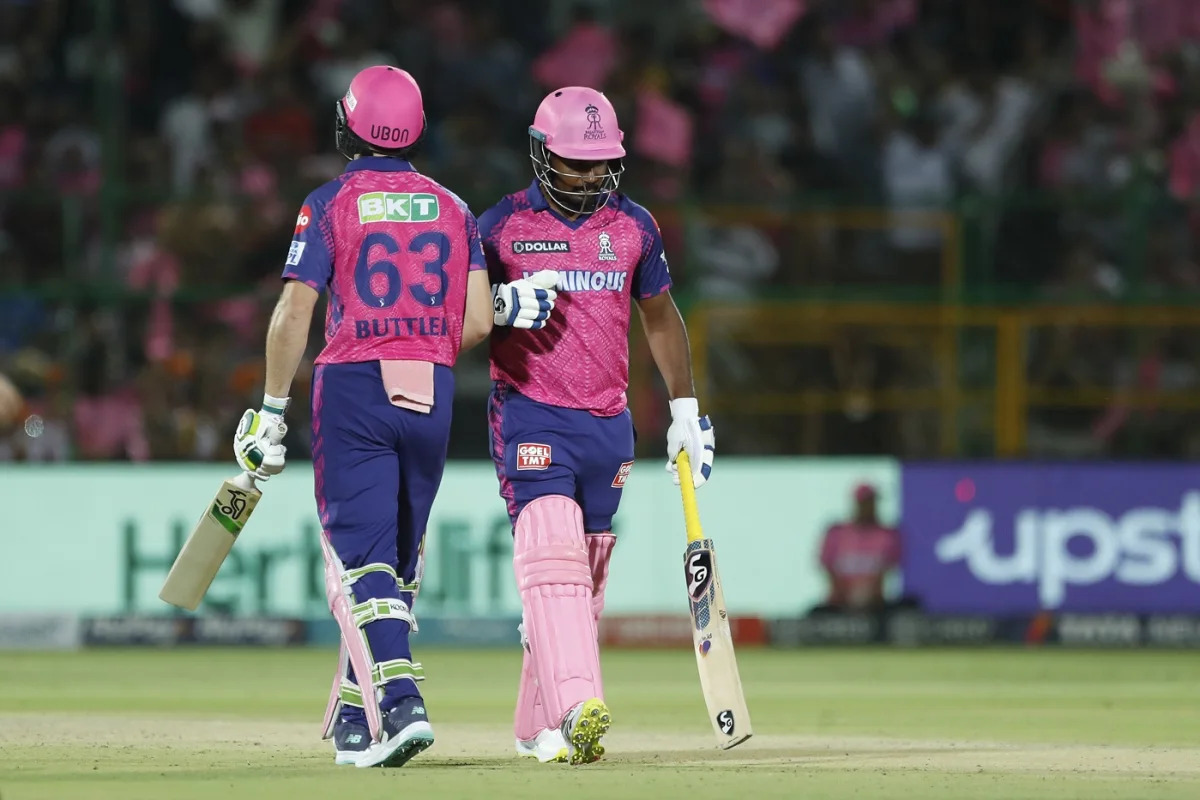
[
  {"x1": 159, "y1": 472, "x2": 262, "y2": 611},
  {"x1": 677, "y1": 451, "x2": 753, "y2": 750}
]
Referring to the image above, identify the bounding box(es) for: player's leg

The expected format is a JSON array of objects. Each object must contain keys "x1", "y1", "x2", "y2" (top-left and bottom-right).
[
  {"x1": 578, "y1": 409, "x2": 634, "y2": 623},
  {"x1": 352, "y1": 364, "x2": 456, "y2": 767},
  {"x1": 312, "y1": 363, "x2": 428, "y2": 767},
  {"x1": 558, "y1": 407, "x2": 635, "y2": 762},
  {"x1": 490, "y1": 386, "x2": 597, "y2": 763}
]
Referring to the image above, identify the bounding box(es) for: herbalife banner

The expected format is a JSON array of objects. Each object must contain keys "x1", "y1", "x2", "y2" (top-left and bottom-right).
[
  {"x1": 0, "y1": 459, "x2": 896, "y2": 618},
  {"x1": 901, "y1": 463, "x2": 1200, "y2": 613}
]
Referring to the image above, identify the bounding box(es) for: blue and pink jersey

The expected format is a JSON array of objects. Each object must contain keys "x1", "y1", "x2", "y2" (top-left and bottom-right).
[
  {"x1": 479, "y1": 182, "x2": 672, "y2": 417},
  {"x1": 282, "y1": 156, "x2": 487, "y2": 366}
]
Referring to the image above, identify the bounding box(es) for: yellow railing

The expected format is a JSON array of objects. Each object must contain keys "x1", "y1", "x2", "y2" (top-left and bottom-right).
[{"x1": 688, "y1": 303, "x2": 1200, "y2": 457}]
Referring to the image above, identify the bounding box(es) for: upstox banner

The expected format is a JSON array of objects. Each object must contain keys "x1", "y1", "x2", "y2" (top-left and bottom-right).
[
  {"x1": 0, "y1": 460, "x2": 896, "y2": 617},
  {"x1": 901, "y1": 463, "x2": 1200, "y2": 613}
]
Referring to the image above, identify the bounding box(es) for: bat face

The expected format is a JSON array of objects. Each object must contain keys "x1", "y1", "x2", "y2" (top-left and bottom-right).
[
  {"x1": 209, "y1": 483, "x2": 258, "y2": 536},
  {"x1": 684, "y1": 539, "x2": 752, "y2": 749},
  {"x1": 159, "y1": 477, "x2": 262, "y2": 611}
]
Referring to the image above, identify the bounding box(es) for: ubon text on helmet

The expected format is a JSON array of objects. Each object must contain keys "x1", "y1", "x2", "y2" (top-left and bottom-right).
[
  {"x1": 335, "y1": 65, "x2": 427, "y2": 161},
  {"x1": 529, "y1": 86, "x2": 626, "y2": 214}
]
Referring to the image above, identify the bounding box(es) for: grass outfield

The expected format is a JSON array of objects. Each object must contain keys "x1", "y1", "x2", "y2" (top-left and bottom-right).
[{"x1": 1, "y1": 647, "x2": 1198, "y2": 799}]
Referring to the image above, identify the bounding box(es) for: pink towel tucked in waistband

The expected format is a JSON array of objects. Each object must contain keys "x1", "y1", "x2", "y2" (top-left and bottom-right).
[{"x1": 380, "y1": 360, "x2": 434, "y2": 414}]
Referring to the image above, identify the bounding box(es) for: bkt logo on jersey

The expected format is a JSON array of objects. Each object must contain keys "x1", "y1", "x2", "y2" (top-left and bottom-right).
[
  {"x1": 522, "y1": 270, "x2": 626, "y2": 293},
  {"x1": 358, "y1": 192, "x2": 440, "y2": 223}
]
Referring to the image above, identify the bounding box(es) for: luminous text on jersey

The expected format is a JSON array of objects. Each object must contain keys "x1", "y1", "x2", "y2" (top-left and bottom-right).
[
  {"x1": 523, "y1": 269, "x2": 627, "y2": 292},
  {"x1": 358, "y1": 192, "x2": 440, "y2": 223}
]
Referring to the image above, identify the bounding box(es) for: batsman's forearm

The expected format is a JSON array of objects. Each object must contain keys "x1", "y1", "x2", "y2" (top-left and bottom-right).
[
  {"x1": 644, "y1": 312, "x2": 696, "y2": 401},
  {"x1": 264, "y1": 297, "x2": 312, "y2": 399}
]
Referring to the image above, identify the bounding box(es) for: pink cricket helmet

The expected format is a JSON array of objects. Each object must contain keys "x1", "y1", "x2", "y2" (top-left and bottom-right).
[
  {"x1": 335, "y1": 65, "x2": 425, "y2": 159},
  {"x1": 529, "y1": 86, "x2": 626, "y2": 214}
]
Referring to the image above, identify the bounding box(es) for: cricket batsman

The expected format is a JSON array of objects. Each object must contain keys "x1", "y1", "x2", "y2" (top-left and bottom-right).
[
  {"x1": 231, "y1": 65, "x2": 506, "y2": 769},
  {"x1": 479, "y1": 86, "x2": 716, "y2": 764}
]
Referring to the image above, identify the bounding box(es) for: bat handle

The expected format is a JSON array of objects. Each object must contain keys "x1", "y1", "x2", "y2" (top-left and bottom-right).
[
  {"x1": 677, "y1": 451, "x2": 704, "y2": 543},
  {"x1": 233, "y1": 471, "x2": 258, "y2": 492}
]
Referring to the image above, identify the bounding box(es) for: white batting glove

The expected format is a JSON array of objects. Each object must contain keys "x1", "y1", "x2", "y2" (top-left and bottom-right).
[
  {"x1": 665, "y1": 397, "x2": 715, "y2": 489},
  {"x1": 233, "y1": 408, "x2": 288, "y2": 481},
  {"x1": 493, "y1": 270, "x2": 559, "y2": 330}
]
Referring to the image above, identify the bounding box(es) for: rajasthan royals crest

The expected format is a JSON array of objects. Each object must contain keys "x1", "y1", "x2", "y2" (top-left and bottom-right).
[{"x1": 597, "y1": 232, "x2": 617, "y2": 261}]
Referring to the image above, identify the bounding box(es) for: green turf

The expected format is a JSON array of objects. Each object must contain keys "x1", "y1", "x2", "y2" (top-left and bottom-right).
[{"x1": 2, "y1": 647, "x2": 1198, "y2": 799}]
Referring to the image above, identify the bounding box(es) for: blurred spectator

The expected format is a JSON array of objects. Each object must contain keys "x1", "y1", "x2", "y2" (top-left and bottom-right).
[
  {"x1": 0, "y1": 371, "x2": 20, "y2": 428},
  {"x1": 1, "y1": 0, "x2": 1199, "y2": 462},
  {"x1": 816, "y1": 483, "x2": 903, "y2": 612}
]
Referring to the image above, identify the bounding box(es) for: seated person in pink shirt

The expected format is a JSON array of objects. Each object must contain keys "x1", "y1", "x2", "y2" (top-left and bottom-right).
[{"x1": 817, "y1": 484, "x2": 903, "y2": 612}]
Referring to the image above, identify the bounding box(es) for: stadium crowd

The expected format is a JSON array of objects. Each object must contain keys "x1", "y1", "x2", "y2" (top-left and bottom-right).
[{"x1": 1, "y1": 0, "x2": 1199, "y2": 460}]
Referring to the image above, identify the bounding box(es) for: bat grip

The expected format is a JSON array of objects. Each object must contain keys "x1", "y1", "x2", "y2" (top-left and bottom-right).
[
  {"x1": 677, "y1": 451, "x2": 704, "y2": 543},
  {"x1": 233, "y1": 471, "x2": 258, "y2": 492}
]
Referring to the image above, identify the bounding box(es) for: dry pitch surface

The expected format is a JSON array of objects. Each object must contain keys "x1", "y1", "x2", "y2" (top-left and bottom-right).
[{"x1": 1, "y1": 647, "x2": 1198, "y2": 799}]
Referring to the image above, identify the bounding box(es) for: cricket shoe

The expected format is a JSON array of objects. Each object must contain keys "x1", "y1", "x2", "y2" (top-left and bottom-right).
[
  {"x1": 332, "y1": 718, "x2": 370, "y2": 766},
  {"x1": 355, "y1": 696, "x2": 435, "y2": 768},
  {"x1": 515, "y1": 728, "x2": 569, "y2": 763},
  {"x1": 560, "y1": 697, "x2": 610, "y2": 765}
]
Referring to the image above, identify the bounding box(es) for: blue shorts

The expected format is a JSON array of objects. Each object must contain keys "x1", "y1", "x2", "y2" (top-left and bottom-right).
[
  {"x1": 487, "y1": 382, "x2": 635, "y2": 532},
  {"x1": 312, "y1": 361, "x2": 455, "y2": 582}
]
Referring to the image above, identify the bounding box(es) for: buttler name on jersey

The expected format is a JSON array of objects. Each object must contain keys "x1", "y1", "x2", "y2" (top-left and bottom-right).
[{"x1": 355, "y1": 316, "x2": 450, "y2": 339}]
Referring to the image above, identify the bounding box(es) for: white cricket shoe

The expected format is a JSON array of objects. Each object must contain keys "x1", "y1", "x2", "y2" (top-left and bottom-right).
[{"x1": 515, "y1": 728, "x2": 569, "y2": 763}]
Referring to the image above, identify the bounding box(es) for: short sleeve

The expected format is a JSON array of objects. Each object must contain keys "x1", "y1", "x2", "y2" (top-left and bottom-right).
[
  {"x1": 281, "y1": 181, "x2": 339, "y2": 292},
  {"x1": 628, "y1": 204, "x2": 672, "y2": 300},
  {"x1": 478, "y1": 200, "x2": 511, "y2": 285},
  {"x1": 465, "y1": 211, "x2": 487, "y2": 272}
]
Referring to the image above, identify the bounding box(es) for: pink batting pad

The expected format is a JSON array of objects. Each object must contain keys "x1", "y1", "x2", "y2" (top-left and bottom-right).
[
  {"x1": 587, "y1": 532, "x2": 616, "y2": 622},
  {"x1": 321, "y1": 641, "x2": 349, "y2": 740},
  {"x1": 380, "y1": 359, "x2": 434, "y2": 413},
  {"x1": 320, "y1": 533, "x2": 384, "y2": 742},
  {"x1": 513, "y1": 495, "x2": 602, "y2": 729},
  {"x1": 514, "y1": 644, "x2": 552, "y2": 741}
]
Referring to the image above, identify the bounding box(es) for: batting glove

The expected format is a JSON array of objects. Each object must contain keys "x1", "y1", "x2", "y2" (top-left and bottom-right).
[
  {"x1": 493, "y1": 270, "x2": 559, "y2": 329},
  {"x1": 234, "y1": 406, "x2": 288, "y2": 481},
  {"x1": 665, "y1": 397, "x2": 715, "y2": 489}
]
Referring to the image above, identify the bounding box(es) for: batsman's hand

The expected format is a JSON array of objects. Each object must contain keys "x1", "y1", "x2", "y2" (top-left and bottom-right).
[
  {"x1": 233, "y1": 409, "x2": 288, "y2": 481},
  {"x1": 493, "y1": 270, "x2": 559, "y2": 330},
  {"x1": 665, "y1": 397, "x2": 714, "y2": 489}
]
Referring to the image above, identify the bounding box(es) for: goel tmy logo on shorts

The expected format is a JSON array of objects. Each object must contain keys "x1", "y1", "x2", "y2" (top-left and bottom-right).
[
  {"x1": 358, "y1": 192, "x2": 440, "y2": 223},
  {"x1": 611, "y1": 460, "x2": 634, "y2": 488},
  {"x1": 517, "y1": 443, "x2": 552, "y2": 470},
  {"x1": 597, "y1": 231, "x2": 617, "y2": 261},
  {"x1": 512, "y1": 240, "x2": 570, "y2": 254}
]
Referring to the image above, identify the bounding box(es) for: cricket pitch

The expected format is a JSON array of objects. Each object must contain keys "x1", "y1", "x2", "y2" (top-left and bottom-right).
[{"x1": 1, "y1": 647, "x2": 1198, "y2": 799}]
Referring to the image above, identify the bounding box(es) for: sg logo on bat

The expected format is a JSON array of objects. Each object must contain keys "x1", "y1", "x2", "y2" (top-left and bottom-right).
[
  {"x1": 716, "y1": 709, "x2": 736, "y2": 736},
  {"x1": 686, "y1": 549, "x2": 713, "y2": 601}
]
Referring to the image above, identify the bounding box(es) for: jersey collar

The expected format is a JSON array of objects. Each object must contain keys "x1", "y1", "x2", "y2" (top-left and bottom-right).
[{"x1": 344, "y1": 156, "x2": 417, "y2": 174}]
